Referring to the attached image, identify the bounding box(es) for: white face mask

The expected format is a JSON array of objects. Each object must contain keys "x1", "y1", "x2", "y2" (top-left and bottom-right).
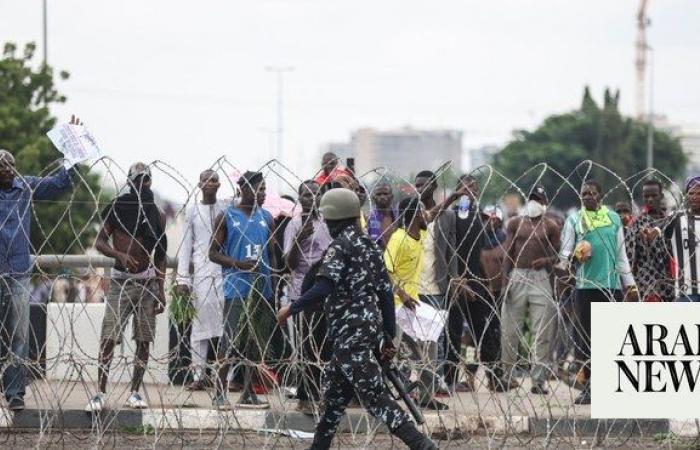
[{"x1": 525, "y1": 199, "x2": 546, "y2": 218}]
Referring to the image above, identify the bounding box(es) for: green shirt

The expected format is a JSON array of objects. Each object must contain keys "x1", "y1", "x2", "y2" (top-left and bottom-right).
[{"x1": 561, "y1": 209, "x2": 634, "y2": 290}]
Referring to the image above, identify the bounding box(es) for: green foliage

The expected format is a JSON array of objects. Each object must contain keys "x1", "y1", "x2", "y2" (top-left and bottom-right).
[
  {"x1": 235, "y1": 276, "x2": 277, "y2": 363},
  {"x1": 492, "y1": 87, "x2": 688, "y2": 208},
  {"x1": 0, "y1": 42, "x2": 105, "y2": 254},
  {"x1": 169, "y1": 287, "x2": 197, "y2": 325}
]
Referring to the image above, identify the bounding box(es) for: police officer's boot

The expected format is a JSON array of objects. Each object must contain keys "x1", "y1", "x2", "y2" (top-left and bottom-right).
[
  {"x1": 306, "y1": 434, "x2": 333, "y2": 450},
  {"x1": 393, "y1": 422, "x2": 438, "y2": 450}
]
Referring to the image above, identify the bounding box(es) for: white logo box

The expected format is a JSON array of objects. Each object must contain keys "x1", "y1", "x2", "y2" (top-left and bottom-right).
[{"x1": 592, "y1": 302, "x2": 700, "y2": 419}]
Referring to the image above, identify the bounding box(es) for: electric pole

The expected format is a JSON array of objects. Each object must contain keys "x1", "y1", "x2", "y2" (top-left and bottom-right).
[{"x1": 265, "y1": 66, "x2": 294, "y2": 163}]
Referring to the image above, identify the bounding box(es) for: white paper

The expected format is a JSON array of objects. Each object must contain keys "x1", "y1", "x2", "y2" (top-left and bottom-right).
[
  {"x1": 47, "y1": 124, "x2": 102, "y2": 169},
  {"x1": 257, "y1": 428, "x2": 315, "y2": 439},
  {"x1": 395, "y1": 301, "x2": 447, "y2": 342}
]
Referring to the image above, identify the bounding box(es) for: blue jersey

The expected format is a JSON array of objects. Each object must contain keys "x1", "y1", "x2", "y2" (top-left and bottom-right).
[{"x1": 222, "y1": 206, "x2": 273, "y2": 301}]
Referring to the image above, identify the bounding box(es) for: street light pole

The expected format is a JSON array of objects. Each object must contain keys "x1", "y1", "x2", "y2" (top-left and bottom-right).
[
  {"x1": 42, "y1": 0, "x2": 48, "y2": 65},
  {"x1": 265, "y1": 66, "x2": 294, "y2": 163},
  {"x1": 646, "y1": 46, "x2": 654, "y2": 169}
]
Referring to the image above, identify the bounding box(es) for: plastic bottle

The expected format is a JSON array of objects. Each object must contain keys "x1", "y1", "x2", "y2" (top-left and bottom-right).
[{"x1": 457, "y1": 195, "x2": 471, "y2": 219}]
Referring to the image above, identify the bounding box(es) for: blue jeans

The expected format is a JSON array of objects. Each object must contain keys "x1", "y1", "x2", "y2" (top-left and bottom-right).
[
  {"x1": 677, "y1": 294, "x2": 700, "y2": 302},
  {"x1": 0, "y1": 276, "x2": 30, "y2": 401}
]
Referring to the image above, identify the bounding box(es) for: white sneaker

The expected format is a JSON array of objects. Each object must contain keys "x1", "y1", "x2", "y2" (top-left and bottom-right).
[
  {"x1": 85, "y1": 393, "x2": 106, "y2": 413},
  {"x1": 126, "y1": 392, "x2": 148, "y2": 409}
]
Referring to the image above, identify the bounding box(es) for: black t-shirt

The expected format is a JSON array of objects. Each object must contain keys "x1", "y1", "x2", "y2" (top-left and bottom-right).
[{"x1": 455, "y1": 208, "x2": 486, "y2": 281}]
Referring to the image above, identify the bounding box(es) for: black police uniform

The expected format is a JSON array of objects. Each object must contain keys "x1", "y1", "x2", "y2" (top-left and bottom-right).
[{"x1": 289, "y1": 224, "x2": 436, "y2": 449}]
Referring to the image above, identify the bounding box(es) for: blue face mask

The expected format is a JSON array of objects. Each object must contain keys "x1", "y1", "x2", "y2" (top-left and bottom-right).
[{"x1": 457, "y1": 196, "x2": 471, "y2": 219}]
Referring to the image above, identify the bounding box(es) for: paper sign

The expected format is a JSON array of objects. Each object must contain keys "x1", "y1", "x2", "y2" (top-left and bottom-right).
[
  {"x1": 47, "y1": 124, "x2": 102, "y2": 169},
  {"x1": 396, "y1": 301, "x2": 447, "y2": 342},
  {"x1": 257, "y1": 429, "x2": 315, "y2": 439}
]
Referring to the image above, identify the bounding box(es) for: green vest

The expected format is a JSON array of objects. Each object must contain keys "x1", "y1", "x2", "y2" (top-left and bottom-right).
[{"x1": 568, "y1": 210, "x2": 622, "y2": 290}]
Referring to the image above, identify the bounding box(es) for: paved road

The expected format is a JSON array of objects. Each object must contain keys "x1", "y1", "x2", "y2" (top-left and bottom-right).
[{"x1": 0, "y1": 430, "x2": 683, "y2": 449}]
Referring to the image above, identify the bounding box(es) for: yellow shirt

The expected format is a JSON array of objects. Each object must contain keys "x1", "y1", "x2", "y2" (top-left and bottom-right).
[{"x1": 384, "y1": 228, "x2": 425, "y2": 307}]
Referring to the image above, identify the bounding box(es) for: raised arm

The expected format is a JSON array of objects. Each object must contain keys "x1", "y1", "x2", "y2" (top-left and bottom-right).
[
  {"x1": 284, "y1": 219, "x2": 311, "y2": 271},
  {"x1": 28, "y1": 165, "x2": 76, "y2": 201}
]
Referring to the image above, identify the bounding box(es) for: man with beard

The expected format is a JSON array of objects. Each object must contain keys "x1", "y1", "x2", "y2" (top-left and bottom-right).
[{"x1": 87, "y1": 163, "x2": 168, "y2": 412}]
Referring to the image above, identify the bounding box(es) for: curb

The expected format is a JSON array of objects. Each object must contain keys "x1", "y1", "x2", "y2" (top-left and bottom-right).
[{"x1": 0, "y1": 408, "x2": 689, "y2": 438}]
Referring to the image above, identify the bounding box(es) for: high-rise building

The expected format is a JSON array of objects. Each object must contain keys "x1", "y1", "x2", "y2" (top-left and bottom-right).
[{"x1": 321, "y1": 126, "x2": 463, "y2": 178}]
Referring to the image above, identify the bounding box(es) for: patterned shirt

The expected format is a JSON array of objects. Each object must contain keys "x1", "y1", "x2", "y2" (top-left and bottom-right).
[
  {"x1": 627, "y1": 214, "x2": 674, "y2": 301},
  {"x1": 317, "y1": 225, "x2": 392, "y2": 349},
  {"x1": 664, "y1": 212, "x2": 700, "y2": 297}
]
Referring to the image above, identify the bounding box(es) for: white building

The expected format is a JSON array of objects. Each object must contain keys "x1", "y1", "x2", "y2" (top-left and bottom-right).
[{"x1": 321, "y1": 126, "x2": 463, "y2": 178}]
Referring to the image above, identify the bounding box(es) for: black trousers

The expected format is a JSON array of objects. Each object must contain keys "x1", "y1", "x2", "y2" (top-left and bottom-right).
[
  {"x1": 573, "y1": 288, "x2": 621, "y2": 380},
  {"x1": 297, "y1": 310, "x2": 331, "y2": 402},
  {"x1": 444, "y1": 287, "x2": 502, "y2": 386},
  {"x1": 315, "y1": 347, "x2": 410, "y2": 441}
]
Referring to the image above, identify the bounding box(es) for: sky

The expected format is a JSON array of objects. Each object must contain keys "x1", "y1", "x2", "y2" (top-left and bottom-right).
[{"x1": 1, "y1": 0, "x2": 699, "y2": 203}]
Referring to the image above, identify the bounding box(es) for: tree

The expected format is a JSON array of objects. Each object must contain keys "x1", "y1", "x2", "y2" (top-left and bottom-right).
[
  {"x1": 0, "y1": 42, "x2": 104, "y2": 255},
  {"x1": 491, "y1": 87, "x2": 687, "y2": 208}
]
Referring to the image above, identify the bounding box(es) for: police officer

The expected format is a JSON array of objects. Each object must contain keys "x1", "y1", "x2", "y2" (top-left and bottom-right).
[{"x1": 278, "y1": 188, "x2": 437, "y2": 450}]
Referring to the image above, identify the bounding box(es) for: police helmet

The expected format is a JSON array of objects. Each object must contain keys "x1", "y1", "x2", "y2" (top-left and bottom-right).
[{"x1": 319, "y1": 188, "x2": 361, "y2": 220}]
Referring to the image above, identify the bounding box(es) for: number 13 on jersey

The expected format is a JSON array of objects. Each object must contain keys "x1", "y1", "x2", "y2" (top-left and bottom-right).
[{"x1": 245, "y1": 244, "x2": 262, "y2": 260}]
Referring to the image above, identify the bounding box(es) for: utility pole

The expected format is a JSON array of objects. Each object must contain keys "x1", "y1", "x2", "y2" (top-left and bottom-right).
[
  {"x1": 265, "y1": 66, "x2": 294, "y2": 163},
  {"x1": 646, "y1": 46, "x2": 655, "y2": 169},
  {"x1": 635, "y1": 0, "x2": 650, "y2": 120},
  {"x1": 42, "y1": 0, "x2": 48, "y2": 65}
]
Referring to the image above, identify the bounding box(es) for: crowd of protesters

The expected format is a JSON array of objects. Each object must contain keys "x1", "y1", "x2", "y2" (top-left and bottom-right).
[{"x1": 2, "y1": 136, "x2": 700, "y2": 415}]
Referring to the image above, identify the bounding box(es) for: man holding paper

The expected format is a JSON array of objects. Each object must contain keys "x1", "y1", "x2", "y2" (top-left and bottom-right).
[
  {"x1": 0, "y1": 116, "x2": 82, "y2": 411},
  {"x1": 384, "y1": 197, "x2": 448, "y2": 411}
]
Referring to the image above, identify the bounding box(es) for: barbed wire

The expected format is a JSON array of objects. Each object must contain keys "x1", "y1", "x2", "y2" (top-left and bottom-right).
[{"x1": 0, "y1": 157, "x2": 697, "y2": 448}]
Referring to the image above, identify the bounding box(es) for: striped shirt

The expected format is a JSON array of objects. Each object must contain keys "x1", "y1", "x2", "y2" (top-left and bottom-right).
[{"x1": 667, "y1": 213, "x2": 700, "y2": 297}]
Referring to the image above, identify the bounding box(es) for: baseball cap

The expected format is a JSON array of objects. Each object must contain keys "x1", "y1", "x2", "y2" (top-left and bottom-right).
[
  {"x1": 528, "y1": 185, "x2": 548, "y2": 203},
  {"x1": 127, "y1": 162, "x2": 151, "y2": 182}
]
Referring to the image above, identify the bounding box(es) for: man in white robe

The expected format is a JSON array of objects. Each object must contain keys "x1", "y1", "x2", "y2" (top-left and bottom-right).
[{"x1": 176, "y1": 170, "x2": 227, "y2": 390}]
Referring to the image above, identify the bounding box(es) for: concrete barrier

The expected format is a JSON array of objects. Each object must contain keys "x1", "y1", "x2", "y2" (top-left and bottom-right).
[{"x1": 45, "y1": 303, "x2": 171, "y2": 384}]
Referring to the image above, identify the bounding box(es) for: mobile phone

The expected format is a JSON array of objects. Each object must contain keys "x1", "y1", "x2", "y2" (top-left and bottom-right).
[{"x1": 347, "y1": 157, "x2": 355, "y2": 174}]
